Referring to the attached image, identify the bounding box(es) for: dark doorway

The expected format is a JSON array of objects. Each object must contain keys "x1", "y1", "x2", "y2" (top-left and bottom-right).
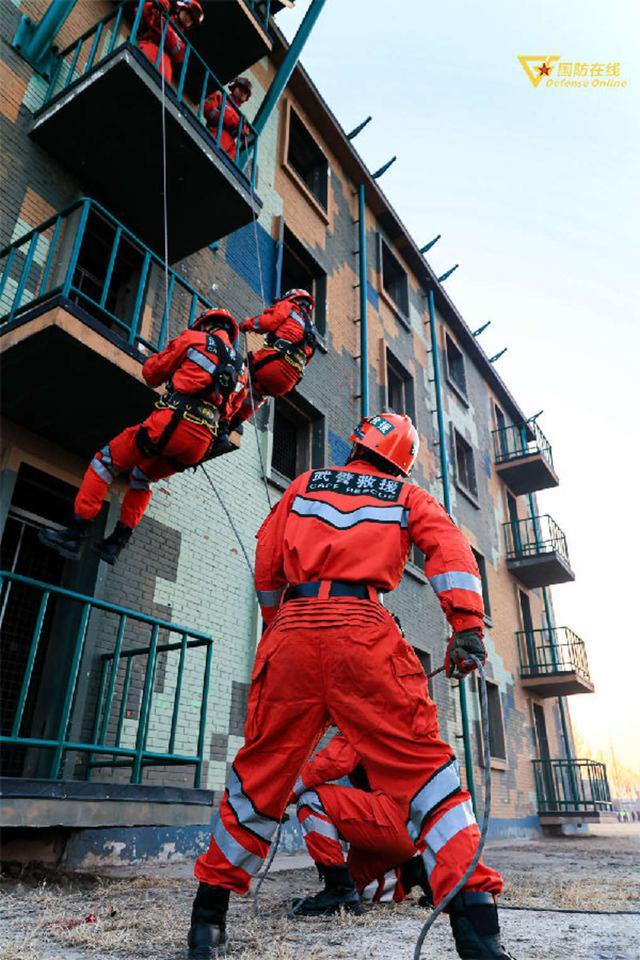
[{"x1": 0, "y1": 464, "x2": 103, "y2": 776}]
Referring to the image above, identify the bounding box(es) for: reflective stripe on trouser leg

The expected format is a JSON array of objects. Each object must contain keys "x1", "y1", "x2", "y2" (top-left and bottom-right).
[
  {"x1": 195, "y1": 796, "x2": 272, "y2": 894},
  {"x1": 74, "y1": 449, "x2": 117, "y2": 520},
  {"x1": 297, "y1": 790, "x2": 344, "y2": 866},
  {"x1": 128, "y1": 466, "x2": 151, "y2": 491},
  {"x1": 360, "y1": 868, "x2": 402, "y2": 903},
  {"x1": 417, "y1": 792, "x2": 503, "y2": 905}
]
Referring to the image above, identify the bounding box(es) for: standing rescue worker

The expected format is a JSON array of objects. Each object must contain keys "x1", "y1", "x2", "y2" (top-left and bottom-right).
[
  {"x1": 229, "y1": 288, "x2": 317, "y2": 429},
  {"x1": 39, "y1": 310, "x2": 240, "y2": 566},
  {"x1": 138, "y1": 0, "x2": 203, "y2": 83},
  {"x1": 188, "y1": 412, "x2": 515, "y2": 960},
  {"x1": 291, "y1": 731, "x2": 432, "y2": 914},
  {"x1": 203, "y1": 77, "x2": 252, "y2": 161}
]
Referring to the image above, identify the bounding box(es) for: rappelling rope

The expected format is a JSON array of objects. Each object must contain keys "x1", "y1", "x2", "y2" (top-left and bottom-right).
[
  {"x1": 160, "y1": 31, "x2": 169, "y2": 329},
  {"x1": 414, "y1": 656, "x2": 491, "y2": 960}
]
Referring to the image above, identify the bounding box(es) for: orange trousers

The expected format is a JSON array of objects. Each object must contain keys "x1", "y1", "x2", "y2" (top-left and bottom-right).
[
  {"x1": 194, "y1": 598, "x2": 502, "y2": 906},
  {"x1": 231, "y1": 351, "x2": 302, "y2": 426},
  {"x1": 75, "y1": 409, "x2": 212, "y2": 529}
]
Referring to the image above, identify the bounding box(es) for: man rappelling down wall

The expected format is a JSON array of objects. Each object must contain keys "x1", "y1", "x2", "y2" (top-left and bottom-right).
[
  {"x1": 187, "y1": 413, "x2": 515, "y2": 960},
  {"x1": 38, "y1": 309, "x2": 241, "y2": 565}
]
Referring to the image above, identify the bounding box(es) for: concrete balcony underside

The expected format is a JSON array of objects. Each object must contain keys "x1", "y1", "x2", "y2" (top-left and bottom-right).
[
  {"x1": 31, "y1": 47, "x2": 261, "y2": 262},
  {"x1": 506, "y1": 551, "x2": 575, "y2": 589},
  {"x1": 0, "y1": 301, "x2": 155, "y2": 459},
  {"x1": 495, "y1": 453, "x2": 559, "y2": 496},
  {"x1": 521, "y1": 671, "x2": 595, "y2": 697},
  {"x1": 188, "y1": 0, "x2": 273, "y2": 86},
  {"x1": 0, "y1": 778, "x2": 214, "y2": 828}
]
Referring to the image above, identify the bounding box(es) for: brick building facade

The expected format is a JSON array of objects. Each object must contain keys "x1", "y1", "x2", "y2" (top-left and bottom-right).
[{"x1": 0, "y1": 0, "x2": 610, "y2": 864}]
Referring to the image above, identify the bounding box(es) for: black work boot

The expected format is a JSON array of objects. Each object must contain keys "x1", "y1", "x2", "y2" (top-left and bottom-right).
[
  {"x1": 400, "y1": 854, "x2": 433, "y2": 906},
  {"x1": 38, "y1": 516, "x2": 91, "y2": 560},
  {"x1": 448, "y1": 891, "x2": 516, "y2": 959},
  {"x1": 92, "y1": 522, "x2": 133, "y2": 565},
  {"x1": 292, "y1": 863, "x2": 362, "y2": 916},
  {"x1": 188, "y1": 884, "x2": 229, "y2": 959}
]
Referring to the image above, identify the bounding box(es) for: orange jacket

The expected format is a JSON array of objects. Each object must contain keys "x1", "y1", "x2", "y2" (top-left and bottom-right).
[
  {"x1": 203, "y1": 91, "x2": 247, "y2": 160},
  {"x1": 240, "y1": 298, "x2": 314, "y2": 363},
  {"x1": 254, "y1": 459, "x2": 484, "y2": 632},
  {"x1": 142, "y1": 328, "x2": 235, "y2": 407},
  {"x1": 140, "y1": 2, "x2": 185, "y2": 64}
]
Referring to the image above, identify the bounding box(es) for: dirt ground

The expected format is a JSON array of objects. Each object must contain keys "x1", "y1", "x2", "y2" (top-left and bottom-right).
[{"x1": 1, "y1": 823, "x2": 638, "y2": 960}]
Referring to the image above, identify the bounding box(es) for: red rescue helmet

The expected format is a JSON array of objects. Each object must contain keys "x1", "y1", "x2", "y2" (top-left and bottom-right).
[
  {"x1": 230, "y1": 76, "x2": 252, "y2": 96},
  {"x1": 281, "y1": 288, "x2": 315, "y2": 310},
  {"x1": 349, "y1": 412, "x2": 419, "y2": 477},
  {"x1": 192, "y1": 308, "x2": 239, "y2": 343},
  {"x1": 175, "y1": 0, "x2": 204, "y2": 25}
]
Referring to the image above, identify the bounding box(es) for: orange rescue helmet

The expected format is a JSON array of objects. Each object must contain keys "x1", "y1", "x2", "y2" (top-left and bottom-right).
[
  {"x1": 176, "y1": 0, "x2": 204, "y2": 26},
  {"x1": 230, "y1": 76, "x2": 252, "y2": 96},
  {"x1": 280, "y1": 288, "x2": 315, "y2": 311},
  {"x1": 349, "y1": 412, "x2": 419, "y2": 477},
  {"x1": 192, "y1": 308, "x2": 239, "y2": 344}
]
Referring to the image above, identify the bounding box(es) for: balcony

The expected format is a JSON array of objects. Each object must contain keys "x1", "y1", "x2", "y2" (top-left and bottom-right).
[
  {"x1": 31, "y1": 0, "x2": 261, "y2": 261},
  {"x1": 0, "y1": 571, "x2": 215, "y2": 828},
  {"x1": 504, "y1": 514, "x2": 575, "y2": 588},
  {"x1": 186, "y1": 1, "x2": 274, "y2": 83},
  {"x1": 493, "y1": 421, "x2": 559, "y2": 495},
  {"x1": 533, "y1": 759, "x2": 613, "y2": 825},
  {"x1": 0, "y1": 199, "x2": 222, "y2": 458},
  {"x1": 517, "y1": 627, "x2": 594, "y2": 697}
]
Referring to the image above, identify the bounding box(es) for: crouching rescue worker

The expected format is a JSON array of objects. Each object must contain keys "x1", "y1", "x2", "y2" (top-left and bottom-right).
[
  {"x1": 228, "y1": 288, "x2": 317, "y2": 430},
  {"x1": 187, "y1": 412, "x2": 515, "y2": 960},
  {"x1": 39, "y1": 309, "x2": 240, "y2": 565},
  {"x1": 138, "y1": 0, "x2": 203, "y2": 83},
  {"x1": 204, "y1": 77, "x2": 252, "y2": 161},
  {"x1": 290, "y1": 731, "x2": 432, "y2": 915}
]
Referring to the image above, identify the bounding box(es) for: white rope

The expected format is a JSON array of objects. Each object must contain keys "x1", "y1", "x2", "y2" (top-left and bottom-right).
[{"x1": 160, "y1": 29, "x2": 169, "y2": 326}]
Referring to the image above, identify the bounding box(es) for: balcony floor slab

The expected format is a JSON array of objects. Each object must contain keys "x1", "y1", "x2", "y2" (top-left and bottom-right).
[
  {"x1": 521, "y1": 672, "x2": 595, "y2": 697},
  {"x1": 507, "y1": 551, "x2": 575, "y2": 588},
  {"x1": 495, "y1": 453, "x2": 559, "y2": 495}
]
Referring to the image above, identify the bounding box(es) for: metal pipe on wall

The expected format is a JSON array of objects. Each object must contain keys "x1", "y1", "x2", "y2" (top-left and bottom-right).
[
  {"x1": 428, "y1": 289, "x2": 477, "y2": 812},
  {"x1": 13, "y1": 0, "x2": 78, "y2": 78}
]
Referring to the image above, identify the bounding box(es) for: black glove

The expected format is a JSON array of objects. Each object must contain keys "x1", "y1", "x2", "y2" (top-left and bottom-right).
[{"x1": 445, "y1": 630, "x2": 486, "y2": 679}]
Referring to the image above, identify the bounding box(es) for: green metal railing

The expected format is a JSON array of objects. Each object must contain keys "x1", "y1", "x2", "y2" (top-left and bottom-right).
[
  {"x1": 504, "y1": 514, "x2": 570, "y2": 564},
  {"x1": 517, "y1": 627, "x2": 591, "y2": 682},
  {"x1": 247, "y1": 0, "x2": 273, "y2": 32},
  {"x1": 41, "y1": 0, "x2": 258, "y2": 182},
  {"x1": 0, "y1": 198, "x2": 214, "y2": 351},
  {"x1": 493, "y1": 421, "x2": 554, "y2": 469},
  {"x1": 0, "y1": 571, "x2": 213, "y2": 787},
  {"x1": 533, "y1": 759, "x2": 612, "y2": 815}
]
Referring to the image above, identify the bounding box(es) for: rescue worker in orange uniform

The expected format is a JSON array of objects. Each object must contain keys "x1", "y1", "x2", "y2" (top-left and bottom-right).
[
  {"x1": 291, "y1": 732, "x2": 432, "y2": 914},
  {"x1": 39, "y1": 310, "x2": 240, "y2": 566},
  {"x1": 138, "y1": 0, "x2": 203, "y2": 83},
  {"x1": 203, "y1": 77, "x2": 252, "y2": 161},
  {"x1": 187, "y1": 413, "x2": 515, "y2": 960},
  {"x1": 228, "y1": 288, "x2": 317, "y2": 430}
]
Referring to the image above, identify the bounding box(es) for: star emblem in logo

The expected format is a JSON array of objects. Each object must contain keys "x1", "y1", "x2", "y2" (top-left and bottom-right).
[
  {"x1": 517, "y1": 55, "x2": 560, "y2": 87},
  {"x1": 537, "y1": 62, "x2": 552, "y2": 76}
]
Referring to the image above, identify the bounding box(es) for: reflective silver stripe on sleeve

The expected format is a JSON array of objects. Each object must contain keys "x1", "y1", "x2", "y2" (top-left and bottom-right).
[
  {"x1": 226, "y1": 767, "x2": 279, "y2": 843},
  {"x1": 407, "y1": 759, "x2": 461, "y2": 842},
  {"x1": 90, "y1": 457, "x2": 116, "y2": 484},
  {"x1": 187, "y1": 347, "x2": 217, "y2": 375},
  {"x1": 128, "y1": 466, "x2": 151, "y2": 491},
  {"x1": 422, "y1": 799, "x2": 477, "y2": 874},
  {"x1": 213, "y1": 814, "x2": 263, "y2": 875},
  {"x1": 290, "y1": 310, "x2": 307, "y2": 330},
  {"x1": 300, "y1": 814, "x2": 340, "y2": 842},
  {"x1": 256, "y1": 588, "x2": 283, "y2": 608},
  {"x1": 292, "y1": 496, "x2": 409, "y2": 530},
  {"x1": 428, "y1": 571, "x2": 482, "y2": 596},
  {"x1": 100, "y1": 444, "x2": 113, "y2": 467}
]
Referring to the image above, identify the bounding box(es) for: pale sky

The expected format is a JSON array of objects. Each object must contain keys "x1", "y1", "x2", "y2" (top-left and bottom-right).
[{"x1": 278, "y1": 0, "x2": 640, "y2": 770}]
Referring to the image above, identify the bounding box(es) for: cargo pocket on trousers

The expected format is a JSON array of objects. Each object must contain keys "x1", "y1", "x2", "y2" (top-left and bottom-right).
[
  {"x1": 245, "y1": 657, "x2": 269, "y2": 742},
  {"x1": 391, "y1": 654, "x2": 431, "y2": 737}
]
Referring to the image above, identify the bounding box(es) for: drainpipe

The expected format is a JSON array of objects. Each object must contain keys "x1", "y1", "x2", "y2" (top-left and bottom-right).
[
  {"x1": 357, "y1": 184, "x2": 369, "y2": 418},
  {"x1": 252, "y1": 0, "x2": 328, "y2": 136},
  {"x1": 428, "y1": 289, "x2": 477, "y2": 813},
  {"x1": 13, "y1": 0, "x2": 78, "y2": 79}
]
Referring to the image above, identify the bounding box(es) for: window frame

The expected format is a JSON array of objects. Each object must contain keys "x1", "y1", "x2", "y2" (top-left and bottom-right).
[
  {"x1": 453, "y1": 428, "x2": 479, "y2": 506},
  {"x1": 470, "y1": 547, "x2": 492, "y2": 624},
  {"x1": 280, "y1": 224, "x2": 328, "y2": 342},
  {"x1": 269, "y1": 392, "x2": 325, "y2": 488},
  {"x1": 477, "y1": 677, "x2": 508, "y2": 768},
  {"x1": 378, "y1": 235, "x2": 410, "y2": 325},
  {"x1": 384, "y1": 346, "x2": 416, "y2": 424},
  {"x1": 445, "y1": 333, "x2": 468, "y2": 402},
  {"x1": 283, "y1": 102, "x2": 330, "y2": 221}
]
